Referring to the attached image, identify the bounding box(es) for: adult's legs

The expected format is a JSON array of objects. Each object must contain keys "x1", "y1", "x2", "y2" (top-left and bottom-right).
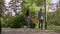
[
  {"x1": 27, "y1": 21, "x2": 30, "y2": 28},
  {"x1": 26, "y1": 18, "x2": 30, "y2": 28},
  {"x1": 39, "y1": 20, "x2": 43, "y2": 30},
  {"x1": 39, "y1": 19, "x2": 40, "y2": 29},
  {"x1": 40, "y1": 20, "x2": 43, "y2": 30}
]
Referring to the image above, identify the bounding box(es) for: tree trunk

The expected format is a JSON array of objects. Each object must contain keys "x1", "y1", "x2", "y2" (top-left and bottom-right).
[{"x1": 44, "y1": 0, "x2": 47, "y2": 30}]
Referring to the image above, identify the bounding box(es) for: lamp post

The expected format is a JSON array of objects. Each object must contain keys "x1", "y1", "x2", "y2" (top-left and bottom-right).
[{"x1": 44, "y1": 0, "x2": 47, "y2": 30}]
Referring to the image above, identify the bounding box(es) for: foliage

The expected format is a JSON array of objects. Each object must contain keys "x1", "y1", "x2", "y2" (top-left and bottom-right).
[
  {"x1": 46, "y1": 0, "x2": 51, "y2": 5},
  {"x1": 2, "y1": 0, "x2": 60, "y2": 29},
  {"x1": 10, "y1": 15, "x2": 26, "y2": 28},
  {"x1": 33, "y1": 0, "x2": 44, "y2": 6},
  {"x1": 54, "y1": 8, "x2": 60, "y2": 26},
  {"x1": 0, "y1": 0, "x2": 5, "y2": 28},
  {"x1": 21, "y1": 0, "x2": 43, "y2": 14},
  {"x1": 47, "y1": 12, "x2": 54, "y2": 25},
  {"x1": 0, "y1": 0, "x2": 5, "y2": 17},
  {"x1": 1, "y1": 14, "x2": 26, "y2": 28},
  {"x1": 47, "y1": 8, "x2": 60, "y2": 26}
]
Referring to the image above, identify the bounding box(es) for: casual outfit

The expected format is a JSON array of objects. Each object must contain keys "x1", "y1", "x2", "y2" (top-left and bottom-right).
[
  {"x1": 26, "y1": 16, "x2": 30, "y2": 28},
  {"x1": 26, "y1": 10, "x2": 30, "y2": 28},
  {"x1": 38, "y1": 11, "x2": 43, "y2": 30},
  {"x1": 32, "y1": 18, "x2": 36, "y2": 28}
]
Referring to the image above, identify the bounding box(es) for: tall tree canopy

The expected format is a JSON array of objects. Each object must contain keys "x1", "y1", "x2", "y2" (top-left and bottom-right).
[{"x1": 21, "y1": 0, "x2": 44, "y2": 16}]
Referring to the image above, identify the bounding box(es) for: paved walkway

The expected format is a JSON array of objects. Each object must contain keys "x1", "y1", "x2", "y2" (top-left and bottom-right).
[{"x1": 1, "y1": 28, "x2": 60, "y2": 34}]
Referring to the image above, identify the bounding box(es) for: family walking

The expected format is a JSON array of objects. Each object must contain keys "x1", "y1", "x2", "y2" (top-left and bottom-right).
[{"x1": 25, "y1": 8, "x2": 44, "y2": 30}]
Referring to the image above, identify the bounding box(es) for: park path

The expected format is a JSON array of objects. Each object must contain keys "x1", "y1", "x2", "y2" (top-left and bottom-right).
[{"x1": 1, "y1": 28, "x2": 60, "y2": 34}]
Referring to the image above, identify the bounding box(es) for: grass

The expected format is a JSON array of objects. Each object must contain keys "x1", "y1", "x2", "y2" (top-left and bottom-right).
[{"x1": 47, "y1": 25, "x2": 60, "y2": 30}]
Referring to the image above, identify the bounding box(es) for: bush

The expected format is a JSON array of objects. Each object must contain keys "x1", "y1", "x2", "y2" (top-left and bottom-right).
[
  {"x1": 47, "y1": 8, "x2": 60, "y2": 26},
  {"x1": 9, "y1": 15, "x2": 26, "y2": 28}
]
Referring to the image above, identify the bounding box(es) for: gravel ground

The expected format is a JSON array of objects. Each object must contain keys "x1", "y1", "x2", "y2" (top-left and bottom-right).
[{"x1": 1, "y1": 28, "x2": 60, "y2": 34}]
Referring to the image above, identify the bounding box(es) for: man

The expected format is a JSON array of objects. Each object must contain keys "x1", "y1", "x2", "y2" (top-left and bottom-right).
[
  {"x1": 38, "y1": 9, "x2": 44, "y2": 30},
  {"x1": 26, "y1": 9, "x2": 30, "y2": 28}
]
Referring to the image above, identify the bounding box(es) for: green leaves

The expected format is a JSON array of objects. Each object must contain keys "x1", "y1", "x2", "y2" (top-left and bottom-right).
[
  {"x1": 22, "y1": 0, "x2": 44, "y2": 12},
  {"x1": 33, "y1": 0, "x2": 43, "y2": 6},
  {"x1": 22, "y1": 0, "x2": 32, "y2": 8},
  {"x1": 54, "y1": 9, "x2": 60, "y2": 26},
  {"x1": 47, "y1": 8, "x2": 60, "y2": 26},
  {"x1": 46, "y1": 0, "x2": 51, "y2": 5},
  {"x1": 29, "y1": 3, "x2": 40, "y2": 12}
]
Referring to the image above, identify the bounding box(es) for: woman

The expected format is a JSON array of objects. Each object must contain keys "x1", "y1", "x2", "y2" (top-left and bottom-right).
[{"x1": 26, "y1": 9, "x2": 30, "y2": 28}]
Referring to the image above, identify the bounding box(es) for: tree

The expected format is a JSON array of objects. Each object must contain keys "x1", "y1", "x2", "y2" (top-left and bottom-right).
[
  {"x1": 0, "y1": 0, "x2": 5, "y2": 32},
  {"x1": 0, "y1": 0, "x2": 5, "y2": 17},
  {"x1": 22, "y1": 0, "x2": 44, "y2": 17},
  {"x1": 44, "y1": 0, "x2": 51, "y2": 29}
]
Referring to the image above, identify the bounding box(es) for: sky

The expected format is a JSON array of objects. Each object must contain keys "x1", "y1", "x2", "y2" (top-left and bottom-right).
[
  {"x1": 51, "y1": 0, "x2": 59, "y2": 3},
  {"x1": 5, "y1": 0, "x2": 11, "y2": 3}
]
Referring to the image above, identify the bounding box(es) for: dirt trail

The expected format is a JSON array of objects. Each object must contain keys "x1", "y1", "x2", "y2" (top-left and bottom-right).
[{"x1": 1, "y1": 28, "x2": 60, "y2": 34}]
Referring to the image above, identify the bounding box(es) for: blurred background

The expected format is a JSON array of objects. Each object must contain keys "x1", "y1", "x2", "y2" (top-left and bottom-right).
[{"x1": 0, "y1": 0, "x2": 60, "y2": 30}]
